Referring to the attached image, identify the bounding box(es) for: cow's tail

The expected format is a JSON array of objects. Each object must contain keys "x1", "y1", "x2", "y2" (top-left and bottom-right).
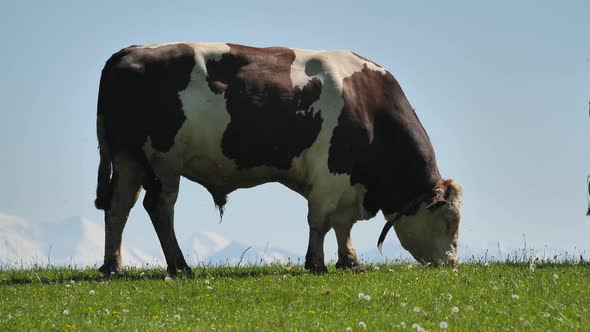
[
  {"x1": 586, "y1": 175, "x2": 590, "y2": 216},
  {"x1": 95, "y1": 112, "x2": 112, "y2": 211},
  {"x1": 94, "y1": 58, "x2": 116, "y2": 211}
]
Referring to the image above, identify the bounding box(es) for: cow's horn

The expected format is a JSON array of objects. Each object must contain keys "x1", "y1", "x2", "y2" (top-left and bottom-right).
[{"x1": 377, "y1": 221, "x2": 394, "y2": 254}]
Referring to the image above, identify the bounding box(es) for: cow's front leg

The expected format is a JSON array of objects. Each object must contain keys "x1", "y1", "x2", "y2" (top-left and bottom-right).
[
  {"x1": 304, "y1": 207, "x2": 331, "y2": 273},
  {"x1": 333, "y1": 222, "x2": 362, "y2": 271},
  {"x1": 143, "y1": 157, "x2": 191, "y2": 276},
  {"x1": 100, "y1": 156, "x2": 143, "y2": 275}
]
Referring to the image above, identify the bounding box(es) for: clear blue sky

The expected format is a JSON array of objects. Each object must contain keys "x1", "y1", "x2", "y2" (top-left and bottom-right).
[{"x1": 1, "y1": 0, "x2": 589, "y2": 260}]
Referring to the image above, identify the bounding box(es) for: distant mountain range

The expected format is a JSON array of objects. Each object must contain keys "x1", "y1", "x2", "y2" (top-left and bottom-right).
[
  {"x1": 0, "y1": 214, "x2": 304, "y2": 268},
  {"x1": 3, "y1": 213, "x2": 560, "y2": 269}
]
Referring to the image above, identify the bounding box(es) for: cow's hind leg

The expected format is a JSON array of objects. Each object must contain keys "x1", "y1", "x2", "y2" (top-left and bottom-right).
[
  {"x1": 304, "y1": 206, "x2": 331, "y2": 273},
  {"x1": 143, "y1": 156, "x2": 191, "y2": 275},
  {"x1": 333, "y1": 222, "x2": 362, "y2": 271},
  {"x1": 100, "y1": 155, "x2": 143, "y2": 275}
]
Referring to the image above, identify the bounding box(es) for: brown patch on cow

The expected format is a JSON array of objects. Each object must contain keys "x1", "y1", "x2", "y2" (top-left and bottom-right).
[
  {"x1": 95, "y1": 44, "x2": 195, "y2": 210},
  {"x1": 205, "y1": 43, "x2": 323, "y2": 169},
  {"x1": 352, "y1": 52, "x2": 382, "y2": 68},
  {"x1": 328, "y1": 64, "x2": 441, "y2": 215}
]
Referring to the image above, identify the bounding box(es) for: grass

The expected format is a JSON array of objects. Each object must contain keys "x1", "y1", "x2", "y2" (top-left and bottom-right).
[{"x1": 1, "y1": 262, "x2": 589, "y2": 331}]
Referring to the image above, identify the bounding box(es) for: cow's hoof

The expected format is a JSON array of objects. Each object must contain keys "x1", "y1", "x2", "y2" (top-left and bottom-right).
[
  {"x1": 336, "y1": 259, "x2": 363, "y2": 273},
  {"x1": 305, "y1": 262, "x2": 328, "y2": 274},
  {"x1": 167, "y1": 265, "x2": 193, "y2": 277},
  {"x1": 99, "y1": 264, "x2": 122, "y2": 276}
]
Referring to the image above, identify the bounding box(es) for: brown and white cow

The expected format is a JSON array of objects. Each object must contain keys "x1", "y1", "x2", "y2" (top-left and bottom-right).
[{"x1": 95, "y1": 42, "x2": 463, "y2": 274}]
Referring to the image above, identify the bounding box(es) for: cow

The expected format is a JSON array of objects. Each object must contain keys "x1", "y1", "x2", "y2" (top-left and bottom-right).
[{"x1": 94, "y1": 42, "x2": 463, "y2": 275}]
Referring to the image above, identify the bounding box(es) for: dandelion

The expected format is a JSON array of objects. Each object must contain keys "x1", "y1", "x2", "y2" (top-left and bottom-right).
[
  {"x1": 407, "y1": 264, "x2": 413, "y2": 269},
  {"x1": 512, "y1": 294, "x2": 520, "y2": 300},
  {"x1": 174, "y1": 314, "x2": 181, "y2": 320},
  {"x1": 207, "y1": 286, "x2": 213, "y2": 290},
  {"x1": 400, "y1": 322, "x2": 406, "y2": 328},
  {"x1": 553, "y1": 273, "x2": 558, "y2": 280},
  {"x1": 543, "y1": 312, "x2": 550, "y2": 318},
  {"x1": 400, "y1": 302, "x2": 407, "y2": 307},
  {"x1": 440, "y1": 321, "x2": 448, "y2": 329},
  {"x1": 70, "y1": 280, "x2": 75, "y2": 284},
  {"x1": 358, "y1": 321, "x2": 367, "y2": 329},
  {"x1": 452, "y1": 268, "x2": 458, "y2": 274},
  {"x1": 358, "y1": 293, "x2": 365, "y2": 299},
  {"x1": 484, "y1": 262, "x2": 490, "y2": 267},
  {"x1": 364, "y1": 295, "x2": 371, "y2": 301},
  {"x1": 63, "y1": 309, "x2": 69, "y2": 315},
  {"x1": 205, "y1": 279, "x2": 211, "y2": 285},
  {"x1": 373, "y1": 266, "x2": 380, "y2": 270},
  {"x1": 447, "y1": 293, "x2": 453, "y2": 301},
  {"x1": 140, "y1": 272, "x2": 145, "y2": 277},
  {"x1": 346, "y1": 327, "x2": 352, "y2": 332},
  {"x1": 164, "y1": 276, "x2": 172, "y2": 282},
  {"x1": 89, "y1": 290, "x2": 96, "y2": 295},
  {"x1": 529, "y1": 263, "x2": 535, "y2": 273},
  {"x1": 452, "y1": 306, "x2": 459, "y2": 313},
  {"x1": 66, "y1": 284, "x2": 71, "y2": 288},
  {"x1": 413, "y1": 307, "x2": 421, "y2": 312}
]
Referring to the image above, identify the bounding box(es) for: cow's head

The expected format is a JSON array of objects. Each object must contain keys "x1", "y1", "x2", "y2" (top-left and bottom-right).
[{"x1": 379, "y1": 179, "x2": 463, "y2": 265}]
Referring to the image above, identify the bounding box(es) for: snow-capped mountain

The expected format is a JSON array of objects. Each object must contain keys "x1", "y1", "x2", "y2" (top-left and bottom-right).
[{"x1": 0, "y1": 213, "x2": 300, "y2": 268}]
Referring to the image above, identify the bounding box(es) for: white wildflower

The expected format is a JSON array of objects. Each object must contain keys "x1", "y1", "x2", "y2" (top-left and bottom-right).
[
  {"x1": 164, "y1": 276, "x2": 172, "y2": 282},
  {"x1": 543, "y1": 312, "x2": 550, "y2": 318},
  {"x1": 65, "y1": 284, "x2": 71, "y2": 288},
  {"x1": 346, "y1": 327, "x2": 352, "y2": 332},
  {"x1": 400, "y1": 322, "x2": 406, "y2": 328},
  {"x1": 140, "y1": 272, "x2": 145, "y2": 277},
  {"x1": 452, "y1": 306, "x2": 459, "y2": 313},
  {"x1": 174, "y1": 314, "x2": 181, "y2": 320},
  {"x1": 89, "y1": 290, "x2": 96, "y2": 295},
  {"x1": 358, "y1": 292, "x2": 365, "y2": 299},
  {"x1": 70, "y1": 280, "x2": 75, "y2": 284},
  {"x1": 205, "y1": 279, "x2": 211, "y2": 285},
  {"x1": 553, "y1": 273, "x2": 558, "y2": 280},
  {"x1": 207, "y1": 286, "x2": 213, "y2": 290},
  {"x1": 529, "y1": 263, "x2": 535, "y2": 272},
  {"x1": 484, "y1": 262, "x2": 490, "y2": 267},
  {"x1": 373, "y1": 266, "x2": 380, "y2": 270},
  {"x1": 452, "y1": 268, "x2": 458, "y2": 274},
  {"x1": 447, "y1": 293, "x2": 453, "y2": 301},
  {"x1": 512, "y1": 294, "x2": 520, "y2": 299},
  {"x1": 407, "y1": 264, "x2": 413, "y2": 269},
  {"x1": 364, "y1": 295, "x2": 371, "y2": 301},
  {"x1": 62, "y1": 309, "x2": 69, "y2": 315},
  {"x1": 413, "y1": 306, "x2": 421, "y2": 312},
  {"x1": 440, "y1": 321, "x2": 448, "y2": 329},
  {"x1": 400, "y1": 302, "x2": 407, "y2": 307},
  {"x1": 358, "y1": 321, "x2": 367, "y2": 329}
]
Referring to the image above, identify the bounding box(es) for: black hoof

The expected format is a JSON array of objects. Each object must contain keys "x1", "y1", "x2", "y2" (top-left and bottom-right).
[
  {"x1": 305, "y1": 261, "x2": 328, "y2": 274},
  {"x1": 167, "y1": 264, "x2": 193, "y2": 277}
]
